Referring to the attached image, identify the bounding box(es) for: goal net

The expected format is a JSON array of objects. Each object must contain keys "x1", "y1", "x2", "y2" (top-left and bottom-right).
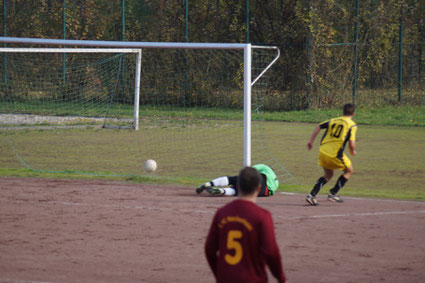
[
  {"x1": 0, "y1": 39, "x2": 296, "y2": 184},
  {"x1": 0, "y1": 48, "x2": 141, "y2": 130}
]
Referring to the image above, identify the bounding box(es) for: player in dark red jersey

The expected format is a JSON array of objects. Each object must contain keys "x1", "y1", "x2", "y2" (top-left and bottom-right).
[{"x1": 204, "y1": 166, "x2": 286, "y2": 283}]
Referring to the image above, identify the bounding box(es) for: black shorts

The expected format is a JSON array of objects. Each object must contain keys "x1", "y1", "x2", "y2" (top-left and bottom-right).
[{"x1": 227, "y1": 174, "x2": 270, "y2": 197}]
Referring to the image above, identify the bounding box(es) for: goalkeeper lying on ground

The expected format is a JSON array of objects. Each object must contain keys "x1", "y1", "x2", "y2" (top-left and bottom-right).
[{"x1": 196, "y1": 164, "x2": 278, "y2": 197}]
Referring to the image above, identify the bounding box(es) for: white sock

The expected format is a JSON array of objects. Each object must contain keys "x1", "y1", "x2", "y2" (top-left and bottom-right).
[
  {"x1": 211, "y1": 176, "x2": 229, "y2": 187},
  {"x1": 222, "y1": 187, "x2": 236, "y2": 196}
]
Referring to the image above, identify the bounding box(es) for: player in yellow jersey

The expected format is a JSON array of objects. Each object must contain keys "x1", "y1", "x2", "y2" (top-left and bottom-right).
[{"x1": 306, "y1": 103, "x2": 357, "y2": 206}]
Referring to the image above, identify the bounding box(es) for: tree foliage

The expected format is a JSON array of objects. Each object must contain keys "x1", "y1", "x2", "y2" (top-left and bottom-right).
[{"x1": 1, "y1": 0, "x2": 424, "y2": 109}]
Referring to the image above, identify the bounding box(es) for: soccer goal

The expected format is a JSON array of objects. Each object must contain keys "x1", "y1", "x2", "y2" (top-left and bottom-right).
[
  {"x1": 0, "y1": 37, "x2": 295, "y2": 182},
  {"x1": 0, "y1": 47, "x2": 142, "y2": 130}
]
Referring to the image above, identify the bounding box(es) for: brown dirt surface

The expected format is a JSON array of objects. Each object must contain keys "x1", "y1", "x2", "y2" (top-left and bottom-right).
[{"x1": 1, "y1": 177, "x2": 425, "y2": 283}]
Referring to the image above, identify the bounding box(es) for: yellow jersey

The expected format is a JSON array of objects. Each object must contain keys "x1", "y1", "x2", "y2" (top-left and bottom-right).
[{"x1": 319, "y1": 116, "x2": 357, "y2": 158}]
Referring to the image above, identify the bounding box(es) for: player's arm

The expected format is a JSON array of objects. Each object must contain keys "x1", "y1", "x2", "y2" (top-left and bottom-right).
[
  {"x1": 349, "y1": 140, "x2": 356, "y2": 156},
  {"x1": 307, "y1": 125, "x2": 321, "y2": 150},
  {"x1": 261, "y1": 213, "x2": 286, "y2": 283},
  {"x1": 348, "y1": 125, "x2": 357, "y2": 156},
  {"x1": 204, "y1": 213, "x2": 219, "y2": 277}
]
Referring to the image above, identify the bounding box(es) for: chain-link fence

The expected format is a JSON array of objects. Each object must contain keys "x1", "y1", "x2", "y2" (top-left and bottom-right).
[{"x1": 1, "y1": 0, "x2": 424, "y2": 110}]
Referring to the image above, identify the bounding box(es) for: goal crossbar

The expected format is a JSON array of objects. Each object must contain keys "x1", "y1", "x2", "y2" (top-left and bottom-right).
[
  {"x1": 0, "y1": 47, "x2": 142, "y2": 53},
  {"x1": 0, "y1": 36, "x2": 248, "y2": 50}
]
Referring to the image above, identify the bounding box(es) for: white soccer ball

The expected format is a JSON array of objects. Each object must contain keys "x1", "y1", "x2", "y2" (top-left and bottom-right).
[{"x1": 144, "y1": 159, "x2": 157, "y2": 173}]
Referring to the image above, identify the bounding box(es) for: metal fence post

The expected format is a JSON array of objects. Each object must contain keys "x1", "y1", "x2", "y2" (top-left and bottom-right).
[
  {"x1": 185, "y1": 0, "x2": 189, "y2": 42},
  {"x1": 398, "y1": 6, "x2": 403, "y2": 103},
  {"x1": 3, "y1": 0, "x2": 7, "y2": 86},
  {"x1": 121, "y1": 0, "x2": 126, "y2": 99},
  {"x1": 306, "y1": 0, "x2": 312, "y2": 109},
  {"x1": 352, "y1": 0, "x2": 359, "y2": 105},
  {"x1": 246, "y1": 0, "x2": 250, "y2": 43},
  {"x1": 62, "y1": 0, "x2": 66, "y2": 92},
  {"x1": 184, "y1": 0, "x2": 189, "y2": 106}
]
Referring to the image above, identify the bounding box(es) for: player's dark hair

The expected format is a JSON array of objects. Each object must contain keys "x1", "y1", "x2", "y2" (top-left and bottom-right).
[
  {"x1": 343, "y1": 103, "x2": 355, "y2": 116},
  {"x1": 237, "y1": 166, "x2": 261, "y2": 195}
]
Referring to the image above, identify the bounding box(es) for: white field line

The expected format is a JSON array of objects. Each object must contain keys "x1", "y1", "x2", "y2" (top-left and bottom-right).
[
  {"x1": 278, "y1": 191, "x2": 425, "y2": 204},
  {"x1": 4, "y1": 199, "x2": 425, "y2": 220},
  {"x1": 0, "y1": 278, "x2": 57, "y2": 283},
  {"x1": 274, "y1": 210, "x2": 425, "y2": 220}
]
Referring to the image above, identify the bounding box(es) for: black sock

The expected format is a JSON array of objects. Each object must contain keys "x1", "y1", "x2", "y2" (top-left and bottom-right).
[
  {"x1": 310, "y1": 177, "x2": 327, "y2": 197},
  {"x1": 330, "y1": 175, "x2": 348, "y2": 195}
]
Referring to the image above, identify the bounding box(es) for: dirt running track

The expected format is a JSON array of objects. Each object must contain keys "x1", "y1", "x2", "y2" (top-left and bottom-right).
[{"x1": 1, "y1": 177, "x2": 425, "y2": 283}]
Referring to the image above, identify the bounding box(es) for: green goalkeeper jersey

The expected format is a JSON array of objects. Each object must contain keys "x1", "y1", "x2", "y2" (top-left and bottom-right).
[{"x1": 252, "y1": 164, "x2": 279, "y2": 194}]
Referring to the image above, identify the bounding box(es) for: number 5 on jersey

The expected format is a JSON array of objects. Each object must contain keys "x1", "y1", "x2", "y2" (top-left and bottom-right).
[{"x1": 225, "y1": 230, "x2": 243, "y2": 265}]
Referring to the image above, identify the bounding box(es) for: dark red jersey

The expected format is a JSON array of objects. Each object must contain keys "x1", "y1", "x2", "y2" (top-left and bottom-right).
[{"x1": 205, "y1": 199, "x2": 286, "y2": 283}]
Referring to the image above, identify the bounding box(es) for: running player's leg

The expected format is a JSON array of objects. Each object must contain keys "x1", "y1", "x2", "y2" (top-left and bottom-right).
[
  {"x1": 311, "y1": 168, "x2": 333, "y2": 196},
  {"x1": 329, "y1": 165, "x2": 353, "y2": 197},
  {"x1": 311, "y1": 152, "x2": 335, "y2": 195},
  {"x1": 328, "y1": 155, "x2": 353, "y2": 202},
  {"x1": 306, "y1": 168, "x2": 333, "y2": 206},
  {"x1": 343, "y1": 164, "x2": 354, "y2": 179}
]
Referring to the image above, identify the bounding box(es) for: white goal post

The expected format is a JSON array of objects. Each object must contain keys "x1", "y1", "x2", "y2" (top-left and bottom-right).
[{"x1": 0, "y1": 37, "x2": 280, "y2": 167}]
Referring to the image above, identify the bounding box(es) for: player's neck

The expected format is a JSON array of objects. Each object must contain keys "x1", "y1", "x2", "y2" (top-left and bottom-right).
[{"x1": 239, "y1": 194, "x2": 257, "y2": 203}]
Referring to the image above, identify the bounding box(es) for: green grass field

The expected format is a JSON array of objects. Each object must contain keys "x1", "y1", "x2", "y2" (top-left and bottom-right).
[{"x1": 1, "y1": 105, "x2": 425, "y2": 200}]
